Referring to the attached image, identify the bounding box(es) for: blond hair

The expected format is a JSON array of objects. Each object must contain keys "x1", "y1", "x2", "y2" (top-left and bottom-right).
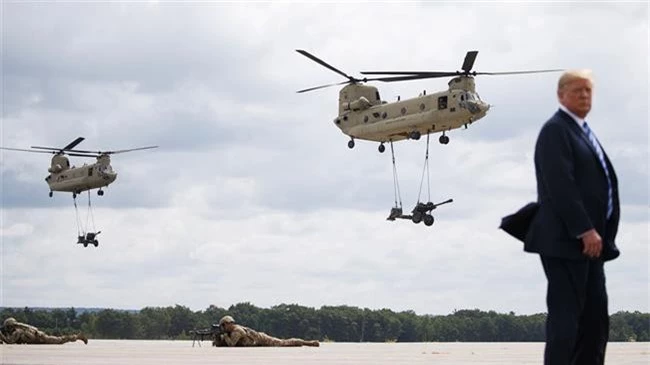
[{"x1": 558, "y1": 69, "x2": 594, "y2": 90}]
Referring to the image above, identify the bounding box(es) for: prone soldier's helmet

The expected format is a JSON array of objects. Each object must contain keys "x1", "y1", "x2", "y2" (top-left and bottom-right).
[
  {"x1": 4, "y1": 317, "x2": 17, "y2": 327},
  {"x1": 219, "y1": 315, "x2": 235, "y2": 326}
]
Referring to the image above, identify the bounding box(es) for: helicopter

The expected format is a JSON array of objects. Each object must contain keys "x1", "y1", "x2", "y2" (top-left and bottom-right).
[
  {"x1": 0, "y1": 137, "x2": 158, "y2": 198},
  {"x1": 296, "y1": 49, "x2": 562, "y2": 152},
  {"x1": 1, "y1": 137, "x2": 157, "y2": 247}
]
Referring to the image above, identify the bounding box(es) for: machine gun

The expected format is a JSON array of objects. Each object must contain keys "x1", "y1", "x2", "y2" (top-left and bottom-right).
[
  {"x1": 189, "y1": 324, "x2": 223, "y2": 347},
  {"x1": 386, "y1": 198, "x2": 453, "y2": 226}
]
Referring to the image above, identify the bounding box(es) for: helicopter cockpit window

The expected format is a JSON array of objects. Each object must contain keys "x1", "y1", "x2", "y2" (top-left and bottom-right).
[
  {"x1": 463, "y1": 92, "x2": 479, "y2": 101},
  {"x1": 375, "y1": 91, "x2": 381, "y2": 102},
  {"x1": 438, "y1": 96, "x2": 448, "y2": 110}
]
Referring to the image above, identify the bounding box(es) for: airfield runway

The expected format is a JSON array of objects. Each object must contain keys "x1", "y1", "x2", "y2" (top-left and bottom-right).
[{"x1": 1, "y1": 340, "x2": 648, "y2": 365}]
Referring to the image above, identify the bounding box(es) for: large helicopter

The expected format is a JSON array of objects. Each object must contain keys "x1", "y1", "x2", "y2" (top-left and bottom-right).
[
  {"x1": 296, "y1": 49, "x2": 561, "y2": 152},
  {"x1": 0, "y1": 137, "x2": 157, "y2": 198},
  {"x1": 1, "y1": 137, "x2": 157, "y2": 247}
]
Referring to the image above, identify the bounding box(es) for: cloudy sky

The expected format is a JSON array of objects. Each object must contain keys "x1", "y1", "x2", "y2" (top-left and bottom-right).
[{"x1": 1, "y1": 2, "x2": 647, "y2": 316}]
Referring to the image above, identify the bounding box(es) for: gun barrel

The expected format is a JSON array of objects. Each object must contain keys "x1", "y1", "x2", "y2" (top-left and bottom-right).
[{"x1": 434, "y1": 198, "x2": 453, "y2": 206}]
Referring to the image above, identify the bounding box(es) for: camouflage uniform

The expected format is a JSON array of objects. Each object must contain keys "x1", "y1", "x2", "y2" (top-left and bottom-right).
[
  {"x1": 1, "y1": 317, "x2": 88, "y2": 345},
  {"x1": 217, "y1": 315, "x2": 319, "y2": 347}
]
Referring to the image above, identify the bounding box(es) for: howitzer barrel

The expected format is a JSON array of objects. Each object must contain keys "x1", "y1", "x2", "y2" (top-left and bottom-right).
[{"x1": 433, "y1": 198, "x2": 453, "y2": 208}]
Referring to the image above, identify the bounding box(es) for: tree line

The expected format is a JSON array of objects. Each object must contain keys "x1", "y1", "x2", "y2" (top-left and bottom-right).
[{"x1": 1, "y1": 303, "x2": 647, "y2": 342}]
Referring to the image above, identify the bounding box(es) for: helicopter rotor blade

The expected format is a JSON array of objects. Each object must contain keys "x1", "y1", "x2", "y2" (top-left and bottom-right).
[
  {"x1": 360, "y1": 69, "x2": 563, "y2": 81},
  {"x1": 296, "y1": 50, "x2": 357, "y2": 82},
  {"x1": 0, "y1": 147, "x2": 55, "y2": 154},
  {"x1": 473, "y1": 69, "x2": 565, "y2": 76},
  {"x1": 66, "y1": 152, "x2": 100, "y2": 157},
  {"x1": 31, "y1": 146, "x2": 65, "y2": 151},
  {"x1": 62, "y1": 137, "x2": 85, "y2": 151},
  {"x1": 297, "y1": 80, "x2": 351, "y2": 93},
  {"x1": 367, "y1": 73, "x2": 461, "y2": 83},
  {"x1": 104, "y1": 146, "x2": 159, "y2": 155},
  {"x1": 31, "y1": 137, "x2": 85, "y2": 153},
  {"x1": 461, "y1": 51, "x2": 479, "y2": 73},
  {"x1": 361, "y1": 71, "x2": 459, "y2": 76}
]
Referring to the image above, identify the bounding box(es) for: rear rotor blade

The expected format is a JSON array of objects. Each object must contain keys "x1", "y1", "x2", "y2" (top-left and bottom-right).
[
  {"x1": 62, "y1": 137, "x2": 85, "y2": 151},
  {"x1": 31, "y1": 146, "x2": 64, "y2": 151},
  {"x1": 296, "y1": 49, "x2": 355, "y2": 81},
  {"x1": 461, "y1": 51, "x2": 479, "y2": 73},
  {"x1": 297, "y1": 81, "x2": 351, "y2": 93},
  {"x1": 0, "y1": 147, "x2": 55, "y2": 154}
]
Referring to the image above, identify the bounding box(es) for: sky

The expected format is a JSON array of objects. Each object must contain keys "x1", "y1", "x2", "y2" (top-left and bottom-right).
[{"x1": 1, "y1": 1, "x2": 648, "y2": 316}]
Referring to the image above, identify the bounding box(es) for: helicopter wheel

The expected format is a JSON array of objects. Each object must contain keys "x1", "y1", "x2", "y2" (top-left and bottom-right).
[
  {"x1": 439, "y1": 135, "x2": 450, "y2": 144},
  {"x1": 83, "y1": 242, "x2": 88, "y2": 248},
  {"x1": 424, "y1": 214, "x2": 435, "y2": 226},
  {"x1": 412, "y1": 211, "x2": 423, "y2": 224},
  {"x1": 98, "y1": 190, "x2": 104, "y2": 196},
  {"x1": 348, "y1": 139, "x2": 355, "y2": 149},
  {"x1": 49, "y1": 191, "x2": 53, "y2": 198},
  {"x1": 409, "y1": 131, "x2": 421, "y2": 140},
  {"x1": 93, "y1": 240, "x2": 99, "y2": 247},
  {"x1": 73, "y1": 192, "x2": 77, "y2": 199},
  {"x1": 378, "y1": 143, "x2": 385, "y2": 153}
]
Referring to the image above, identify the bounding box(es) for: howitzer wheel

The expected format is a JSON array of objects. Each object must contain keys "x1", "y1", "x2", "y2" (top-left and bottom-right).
[
  {"x1": 424, "y1": 214, "x2": 434, "y2": 226},
  {"x1": 412, "y1": 211, "x2": 423, "y2": 224}
]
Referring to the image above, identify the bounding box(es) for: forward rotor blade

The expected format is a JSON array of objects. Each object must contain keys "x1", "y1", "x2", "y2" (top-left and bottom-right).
[
  {"x1": 473, "y1": 69, "x2": 564, "y2": 76},
  {"x1": 67, "y1": 152, "x2": 100, "y2": 157},
  {"x1": 368, "y1": 74, "x2": 460, "y2": 83},
  {"x1": 58, "y1": 148, "x2": 102, "y2": 154},
  {"x1": 361, "y1": 71, "x2": 458, "y2": 76},
  {"x1": 296, "y1": 50, "x2": 354, "y2": 81},
  {"x1": 297, "y1": 80, "x2": 351, "y2": 93},
  {"x1": 105, "y1": 146, "x2": 159, "y2": 155},
  {"x1": 461, "y1": 51, "x2": 479, "y2": 73},
  {"x1": 0, "y1": 147, "x2": 55, "y2": 154},
  {"x1": 62, "y1": 137, "x2": 85, "y2": 150}
]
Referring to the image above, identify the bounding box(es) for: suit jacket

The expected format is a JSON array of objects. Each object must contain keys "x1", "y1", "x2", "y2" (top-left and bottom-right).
[
  {"x1": 500, "y1": 202, "x2": 539, "y2": 242},
  {"x1": 523, "y1": 109, "x2": 620, "y2": 261}
]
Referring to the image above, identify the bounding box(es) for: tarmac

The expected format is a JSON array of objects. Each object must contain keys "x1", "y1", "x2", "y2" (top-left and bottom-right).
[{"x1": 1, "y1": 340, "x2": 648, "y2": 365}]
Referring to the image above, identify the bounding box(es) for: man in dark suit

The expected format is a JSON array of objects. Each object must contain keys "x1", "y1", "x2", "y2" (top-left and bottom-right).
[{"x1": 527, "y1": 70, "x2": 620, "y2": 365}]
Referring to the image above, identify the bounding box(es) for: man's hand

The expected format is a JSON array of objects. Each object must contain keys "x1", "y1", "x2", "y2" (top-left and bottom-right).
[{"x1": 580, "y1": 229, "x2": 602, "y2": 258}]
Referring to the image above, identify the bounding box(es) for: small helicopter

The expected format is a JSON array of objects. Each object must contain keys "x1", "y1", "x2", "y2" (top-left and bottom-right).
[
  {"x1": 1, "y1": 137, "x2": 157, "y2": 247},
  {"x1": 296, "y1": 49, "x2": 562, "y2": 152},
  {"x1": 0, "y1": 137, "x2": 157, "y2": 198}
]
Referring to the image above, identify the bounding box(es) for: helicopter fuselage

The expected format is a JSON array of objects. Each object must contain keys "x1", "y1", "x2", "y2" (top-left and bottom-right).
[
  {"x1": 334, "y1": 76, "x2": 490, "y2": 144},
  {"x1": 45, "y1": 155, "x2": 117, "y2": 194}
]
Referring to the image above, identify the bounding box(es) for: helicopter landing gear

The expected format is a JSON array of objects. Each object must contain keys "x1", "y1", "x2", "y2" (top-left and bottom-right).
[
  {"x1": 409, "y1": 131, "x2": 421, "y2": 140},
  {"x1": 49, "y1": 191, "x2": 53, "y2": 198},
  {"x1": 98, "y1": 189, "x2": 104, "y2": 196},
  {"x1": 378, "y1": 143, "x2": 386, "y2": 153},
  {"x1": 439, "y1": 133, "x2": 450, "y2": 145},
  {"x1": 72, "y1": 192, "x2": 77, "y2": 199},
  {"x1": 348, "y1": 138, "x2": 355, "y2": 149}
]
